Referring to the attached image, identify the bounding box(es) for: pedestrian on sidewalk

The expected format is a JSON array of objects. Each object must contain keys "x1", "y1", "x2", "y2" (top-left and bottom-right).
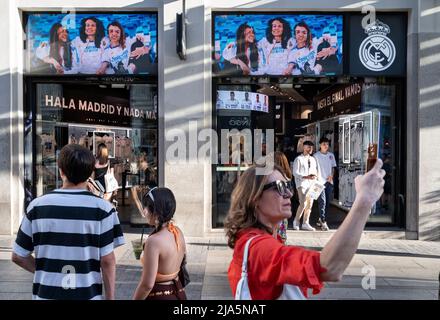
[
  {"x1": 225, "y1": 159, "x2": 385, "y2": 300},
  {"x1": 12, "y1": 144, "x2": 125, "y2": 300},
  {"x1": 93, "y1": 143, "x2": 116, "y2": 202},
  {"x1": 314, "y1": 137, "x2": 337, "y2": 231},
  {"x1": 133, "y1": 187, "x2": 188, "y2": 300},
  {"x1": 292, "y1": 140, "x2": 320, "y2": 231},
  {"x1": 272, "y1": 151, "x2": 294, "y2": 244}
]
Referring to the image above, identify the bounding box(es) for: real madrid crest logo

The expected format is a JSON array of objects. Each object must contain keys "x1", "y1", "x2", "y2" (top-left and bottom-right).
[{"x1": 359, "y1": 19, "x2": 396, "y2": 71}]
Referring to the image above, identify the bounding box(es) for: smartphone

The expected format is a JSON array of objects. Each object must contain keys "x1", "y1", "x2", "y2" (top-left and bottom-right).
[{"x1": 366, "y1": 143, "x2": 378, "y2": 172}]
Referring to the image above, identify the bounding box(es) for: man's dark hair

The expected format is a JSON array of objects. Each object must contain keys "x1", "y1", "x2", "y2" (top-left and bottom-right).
[
  {"x1": 303, "y1": 140, "x2": 314, "y2": 147},
  {"x1": 319, "y1": 137, "x2": 330, "y2": 144},
  {"x1": 58, "y1": 144, "x2": 95, "y2": 185}
]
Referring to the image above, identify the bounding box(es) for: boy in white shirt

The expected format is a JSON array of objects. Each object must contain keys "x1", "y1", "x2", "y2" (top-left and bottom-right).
[
  {"x1": 314, "y1": 137, "x2": 337, "y2": 231},
  {"x1": 292, "y1": 140, "x2": 320, "y2": 231}
]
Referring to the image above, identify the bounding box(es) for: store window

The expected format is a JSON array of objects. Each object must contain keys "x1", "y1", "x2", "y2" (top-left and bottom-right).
[
  {"x1": 23, "y1": 11, "x2": 159, "y2": 224},
  {"x1": 24, "y1": 82, "x2": 158, "y2": 223}
]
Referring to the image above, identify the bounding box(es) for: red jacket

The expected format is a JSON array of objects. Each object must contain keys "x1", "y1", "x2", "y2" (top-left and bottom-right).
[{"x1": 228, "y1": 228, "x2": 326, "y2": 300}]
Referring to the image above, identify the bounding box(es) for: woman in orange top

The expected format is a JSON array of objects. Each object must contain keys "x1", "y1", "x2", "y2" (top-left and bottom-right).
[
  {"x1": 133, "y1": 187, "x2": 187, "y2": 300},
  {"x1": 225, "y1": 160, "x2": 385, "y2": 299}
]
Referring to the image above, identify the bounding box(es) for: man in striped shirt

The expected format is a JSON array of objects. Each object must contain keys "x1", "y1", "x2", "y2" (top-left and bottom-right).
[{"x1": 12, "y1": 144, "x2": 125, "y2": 300}]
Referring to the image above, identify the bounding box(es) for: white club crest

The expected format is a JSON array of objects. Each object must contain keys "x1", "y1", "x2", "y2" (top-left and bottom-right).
[{"x1": 359, "y1": 19, "x2": 396, "y2": 72}]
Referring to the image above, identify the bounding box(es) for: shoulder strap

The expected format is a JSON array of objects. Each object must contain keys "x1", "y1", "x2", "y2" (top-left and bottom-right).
[{"x1": 241, "y1": 235, "x2": 260, "y2": 276}]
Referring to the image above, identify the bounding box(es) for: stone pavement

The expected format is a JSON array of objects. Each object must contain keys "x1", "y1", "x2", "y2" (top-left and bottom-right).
[{"x1": 1, "y1": 227, "x2": 439, "y2": 300}]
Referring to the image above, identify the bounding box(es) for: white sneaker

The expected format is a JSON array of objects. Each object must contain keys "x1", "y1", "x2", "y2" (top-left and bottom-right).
[
  {"x1": 301, "y1": 222, "x2": 316, "y2": 231},
  {"x1": 321, "y1": 221, "x2": 330, "y2": 231},
  {"x1": 292, "y1": 220, "x2": 300, "y2": 231}
]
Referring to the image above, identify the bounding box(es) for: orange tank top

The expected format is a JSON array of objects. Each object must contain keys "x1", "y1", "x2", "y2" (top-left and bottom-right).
[{"x1": 155, "y1": 222, "x2": 181, "y2": 283}]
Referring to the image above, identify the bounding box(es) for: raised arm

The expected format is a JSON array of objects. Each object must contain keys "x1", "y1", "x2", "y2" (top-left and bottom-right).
[{"x1": 319, "y1": 159, "x2": 385, "y2": 281}]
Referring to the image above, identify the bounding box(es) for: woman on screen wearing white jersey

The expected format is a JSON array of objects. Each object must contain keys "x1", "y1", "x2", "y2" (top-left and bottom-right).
[
  {"x1": 288, "y1": 21, "x2": 339, "y2": 76},
  {"x1": 96, "y1": 21, "x2": 153, "y2": 75},
  {"x1": 222, "y1": 23, "x2": 260, "y2": 75},
  {"x1": 71, "y1": 17, "x2": 107, "y2": 74},
  {"x1": 35, "y1": 23, "x2": 80, "y2": 74}
]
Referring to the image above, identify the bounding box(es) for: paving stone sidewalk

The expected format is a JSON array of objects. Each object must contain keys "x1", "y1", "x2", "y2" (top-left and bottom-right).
[{"x1": 1, "y1": 228, "x2": 439, "y2": 300}]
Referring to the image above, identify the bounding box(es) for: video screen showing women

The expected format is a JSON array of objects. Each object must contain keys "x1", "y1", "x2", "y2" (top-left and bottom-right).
[
  {"x1": 214, "y1": 14, "x2": 343, "y2": 77},
  {"x1": 26, "y1": 12, "x2": 158, "y2": 75}
]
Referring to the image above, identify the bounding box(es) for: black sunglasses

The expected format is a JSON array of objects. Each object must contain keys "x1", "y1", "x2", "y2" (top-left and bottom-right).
[{"x1": 262, "y1": 180, "x2": 294, "y2": 197}]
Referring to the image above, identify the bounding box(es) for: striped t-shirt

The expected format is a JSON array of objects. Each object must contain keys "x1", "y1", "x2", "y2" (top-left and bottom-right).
[{"x1": 13, "y1": 189, "x2": 125, "y2": 300}]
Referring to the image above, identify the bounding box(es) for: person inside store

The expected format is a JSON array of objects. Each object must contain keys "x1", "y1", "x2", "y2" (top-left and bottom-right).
[
  {"x1": 288, "y1": 21, "x2": 338, "y2": 76},
  {"x1": 71, "y1": 16, "x2": 107, "y2": 74},
  {"x1": 258, "y1": 17, "x2": 296, "y2": 75},
  {"x1": 222, "y1": 23, "x2": 260, "y2": 76},
  {"x1": 292, "y1": 140, "x2": 320, "y2": 231},
  {"x1": 35, "y1": 22, "x2": 79, "y2": 74},
  {"x1": 225, "y1": 158, "x2": 386, "y2": 300},
  {"x1": 133, "y1": 187, "x2": 188, "y2": 300},
  {"x1": 12, "y1": 144, "x2": 124, "y2": 300},
  {"x1": 314, "y1": 137, "x2": 337, "y2": 231},
  {"x1": 272, "y1": 151, "x2": 294, "y2": 244},
  {"x1": 93, "y1": 143, "x2": 114, "y2": 201}
]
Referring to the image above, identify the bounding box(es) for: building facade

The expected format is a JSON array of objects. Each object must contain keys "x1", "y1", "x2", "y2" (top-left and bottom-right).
[{"x1": 0, "y1": 0, "x2": 439, "y2": 241}]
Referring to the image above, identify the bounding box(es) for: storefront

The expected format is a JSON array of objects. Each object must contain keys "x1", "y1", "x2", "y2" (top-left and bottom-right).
[
  {"x1": 23, "y1": 11, "x2": 159, "y2": 224},
  {"x1": 211, "y1": 12, "x2": 407, "y2": 230},
  {"x1": 1, "y1": 1, "x2": 439, "y2": 241}
]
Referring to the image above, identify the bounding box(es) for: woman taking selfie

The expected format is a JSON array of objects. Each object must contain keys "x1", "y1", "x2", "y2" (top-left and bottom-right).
[{"x1": 225, "y1": 159, "x2": 385, "y2": 299}]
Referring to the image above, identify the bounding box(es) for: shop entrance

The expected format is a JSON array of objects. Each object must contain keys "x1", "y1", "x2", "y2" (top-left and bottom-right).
[{"x1": 212, "y1": 78, "x2": 405, "y2": 230}]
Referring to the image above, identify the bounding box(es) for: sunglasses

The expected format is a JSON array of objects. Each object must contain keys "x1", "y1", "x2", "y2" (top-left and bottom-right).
[{"x1": 262, "y1": 180, "x2": 294, "y2": 197}]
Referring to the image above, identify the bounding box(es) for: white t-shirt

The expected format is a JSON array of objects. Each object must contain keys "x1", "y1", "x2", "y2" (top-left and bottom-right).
[
  {"x1": 71, "y1": 36, "x2": 107, "y2": 74},
  {"x1": 102, "y1": 36, "x2": 148, "y2": 74},
  {"x1": 253, "y1": 101, "x2": 262, "y2": 111},
  {"x1": 288, "y1": 38, "x2": 320, "y2": 75},
  {"x1": 314, "y1": 151, "x2": 337, "y2": 184},
  {"x1": 35, "y1": 43, "x2": 80, "y2": 74},
  {"x1": 241, "y1": 99, "x2": 252, "y2": 110},
  {"x1": 257, "y1": 37, "x2": 296, "y2": 75},
  {"x1": 292, "y1": 154, "x2": 320, "y2": 193},
  {"x1": 225, "y1": 99, "x2": 240, "y2": 109}
]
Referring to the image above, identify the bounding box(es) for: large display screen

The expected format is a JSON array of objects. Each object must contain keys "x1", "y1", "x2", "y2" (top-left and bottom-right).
[
  {"x1": 213, "y1": 13, "x2": 343, "y2": 77},
  {"x1": 25, "y1": 12, "x2": 158, "y2": 75}
]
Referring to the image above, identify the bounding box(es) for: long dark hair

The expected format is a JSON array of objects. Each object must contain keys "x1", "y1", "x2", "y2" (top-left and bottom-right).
[
  {"x1": 142, "y1": 187, "x2": 177, "y2": 234},
  {"x1": 107, "y1": 21, "x2": 126, "y2": 49},
  {"x1": 49, "y1": 23, "x2": 72, "y2": 69},
  {"x1": 294, "y1": 21, "x2": 313, "y2": 49},
  {"x1": 265, "y1": 17, "x2": 292, "y2": 49},
  {"x1": 79, "y1": 17, "x2": 105, "y2": 47},
  {"x1": 235, "y1": 23, "x2": 259, "y2": 71}
]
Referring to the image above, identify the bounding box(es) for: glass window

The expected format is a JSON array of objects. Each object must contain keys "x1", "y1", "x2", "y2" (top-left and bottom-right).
[{"x1": 26, "y1": 82, "x2": 158, "y2": 223}]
